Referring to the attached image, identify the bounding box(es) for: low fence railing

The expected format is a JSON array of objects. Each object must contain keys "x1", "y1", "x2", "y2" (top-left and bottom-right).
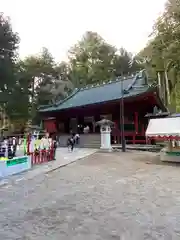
[{"x1": 28, "y1": 147, "x2": 55, "y2": 165}]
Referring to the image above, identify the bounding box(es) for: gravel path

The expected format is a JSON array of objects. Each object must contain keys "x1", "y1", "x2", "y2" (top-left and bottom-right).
[{"x1": 0, "y1": 151, "x2": 180, "y2": 239}]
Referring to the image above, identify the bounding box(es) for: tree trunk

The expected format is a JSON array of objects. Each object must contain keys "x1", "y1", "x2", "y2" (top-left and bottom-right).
[
  {"x1": 157, "y1": 72, "x2": 162, "y2": 98},
  {"x1": 170, "y1": 70, "x2": 177, "y2": 112},
  {"x1": 164, "y1": 70, "x2": 171, "y2": 106},
  {"x1": 157, "y1": 72, "x2": 166, "y2": 104}
]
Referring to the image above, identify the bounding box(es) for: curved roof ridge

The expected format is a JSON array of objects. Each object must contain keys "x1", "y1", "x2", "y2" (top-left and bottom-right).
[
  {"x1": 79, "y1": 75, "x2": 135, "y2": 92},
  {"x1": 126, "y1": 69, "x2": 147, "y2": 91}
]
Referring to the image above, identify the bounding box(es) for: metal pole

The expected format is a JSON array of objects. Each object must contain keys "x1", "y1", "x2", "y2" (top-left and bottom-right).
[{"x1": 120, "y1": 75, "x2": 126, "y2": 152}]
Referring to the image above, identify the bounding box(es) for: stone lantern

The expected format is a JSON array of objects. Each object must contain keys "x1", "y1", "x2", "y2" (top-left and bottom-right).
[{"x1": 96, "y1": 119, "x2": 114, "y2": 151}]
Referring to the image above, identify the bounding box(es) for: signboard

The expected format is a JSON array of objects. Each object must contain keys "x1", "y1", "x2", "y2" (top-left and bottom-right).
[
  {"x1": 6, "y1": 156, "x2": 27, "y2": 167},
  {"x1": 0, "y1": 156, "x2": 31, "y2": 178}
]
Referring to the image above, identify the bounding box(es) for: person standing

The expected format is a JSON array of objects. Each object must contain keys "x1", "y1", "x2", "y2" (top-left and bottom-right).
[
  {"x1": 12, "y1": 137, "x2": 17, "y2": 157},
  {"x1": 7, "y1": 137, "x2": 13, "y2": 159},
  {"x1": 52, "y1": 136, "x2": 57, "y2": 160}
]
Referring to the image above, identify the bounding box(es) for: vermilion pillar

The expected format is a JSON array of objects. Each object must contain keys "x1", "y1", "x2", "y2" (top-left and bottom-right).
[{"x1": 134, "y1": 112, "x2": 138, "y2": 134}]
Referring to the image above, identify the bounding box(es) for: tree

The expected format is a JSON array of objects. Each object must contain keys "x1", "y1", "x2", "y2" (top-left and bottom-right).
[
  {"x1": 137, "y1": 0, "x2": 180, "y2": 108},
  {"x1": 15, "y1": 48, "x2": 74, "y2": 123},
  {"x1": 0, "y1": 13, "x2": 19, "y2": 105},
  {"x1": 37, "y1": 61, "x2": 74, "y2": 105},
  {"x1": 113, "y1": 48, "x2": 141, "y2": 77},
  {"x1": 0, "y1": 13, "x2": 21, "y2": 130},
  {"x1": 52, "y1": 62, "x2": 74, "y2": 100},
  {"x1": 35, "y1": 50, "x2": 74, "y2": 106},
  {"x1": 69, "y1": 31, "x2": 141, "y2": 87},
  {"x1": 68, "y1": 31, "x2": 117, "y2": 86}
]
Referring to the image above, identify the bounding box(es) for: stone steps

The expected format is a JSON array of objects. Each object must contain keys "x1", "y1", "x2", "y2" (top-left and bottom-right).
[{"x1": 58, "y1": 134, "x2": 101, "y2": 148}]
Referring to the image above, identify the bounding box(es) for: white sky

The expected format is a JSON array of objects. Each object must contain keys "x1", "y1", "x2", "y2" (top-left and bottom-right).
[{"x1": 1, "y1": 0, "x2": 166, "y2": 62}]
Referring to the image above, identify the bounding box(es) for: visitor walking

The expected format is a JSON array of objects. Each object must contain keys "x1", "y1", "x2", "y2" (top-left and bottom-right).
[
  {"x1": 67, "y1": 134, "x2": 75, "y2": 152},
  {"x1": 74, "y1": 133, "x2": 80, "y2": 145}
]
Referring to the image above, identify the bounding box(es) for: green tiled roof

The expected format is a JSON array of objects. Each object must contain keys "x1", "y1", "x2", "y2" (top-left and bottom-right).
[{"x1": 39, "y1": 70, "x2": 154, "y2": 113}]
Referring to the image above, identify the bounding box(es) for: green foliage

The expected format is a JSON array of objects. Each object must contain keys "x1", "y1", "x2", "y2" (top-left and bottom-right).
[
  {"x1": 0, "y1": 13, "x2": 25, "y2": 129},
  {"x1": 68, "y1": 31, "x2": 140, "y2": 87},
  {"x1": 137, "y1": 0, "x2": 180, "y2": 110},
  {"x1": 68, "y1": 32, "x2": 115, "y2": 86},
  {"x1": 0, "y1": 13, "x2": 19, "y2": 103},
  {"x1": 18, "y1": 48, "x2": 74, "y2": 122}
]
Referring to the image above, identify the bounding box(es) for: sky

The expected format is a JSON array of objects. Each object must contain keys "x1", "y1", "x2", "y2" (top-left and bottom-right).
[{"x1": 1, "y1": 0, "x2": 167, "y2": 62}]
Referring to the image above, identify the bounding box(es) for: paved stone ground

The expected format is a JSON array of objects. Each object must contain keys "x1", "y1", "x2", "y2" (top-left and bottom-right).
[
  {"x1": 0, "y1": 148, "x2": 97, "y2": 186},
  {"x1": 0, "y1": 151, "x2": 180, "y2": 239}
]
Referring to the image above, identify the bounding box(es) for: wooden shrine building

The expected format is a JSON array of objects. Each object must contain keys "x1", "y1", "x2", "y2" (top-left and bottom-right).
[{"x1": 39, "y1": 70, "x2": 167, "y2": 144}]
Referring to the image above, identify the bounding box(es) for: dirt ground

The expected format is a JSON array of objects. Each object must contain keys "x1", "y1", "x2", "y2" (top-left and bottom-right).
[{"x1": 0, "y1": 151, "x2": 180, "y2": 239}]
